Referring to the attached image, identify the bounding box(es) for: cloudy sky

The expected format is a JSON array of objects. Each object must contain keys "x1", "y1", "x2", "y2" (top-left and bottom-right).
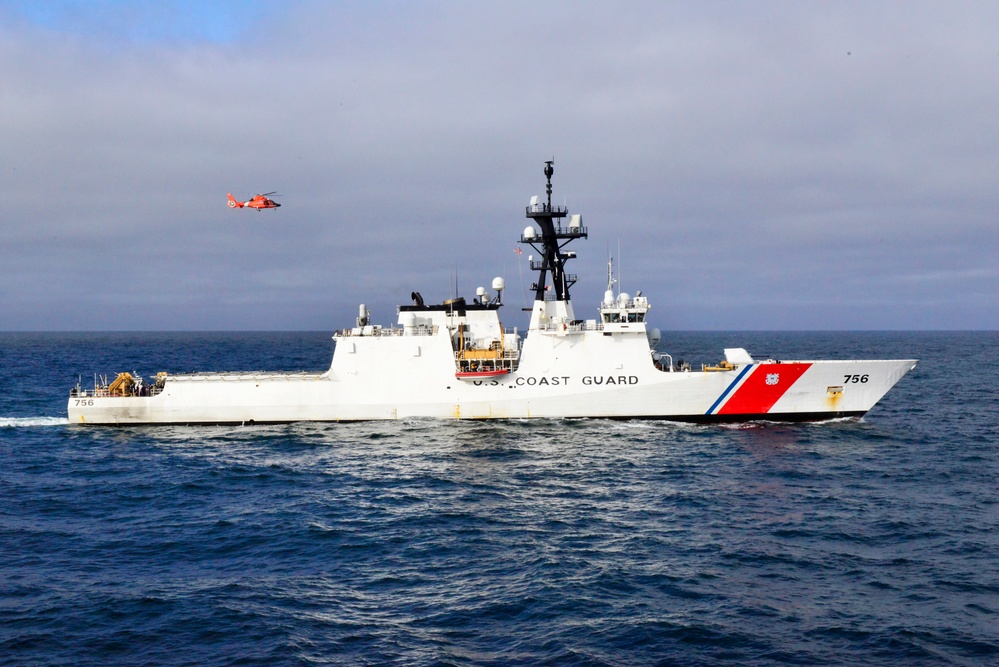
[{"x1": 2, "y1": 1, "x2": 997, "y2": 331}]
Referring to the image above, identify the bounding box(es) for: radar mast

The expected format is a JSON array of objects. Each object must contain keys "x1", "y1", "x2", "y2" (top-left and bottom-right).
[{"x1": 520, "y1": 161, "x2": 588, "y2": 303}]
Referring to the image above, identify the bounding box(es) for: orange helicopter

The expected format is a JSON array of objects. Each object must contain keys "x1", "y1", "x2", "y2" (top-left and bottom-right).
[{"x1": 227, "y1": 192, "x2": 281, "y2": 210}]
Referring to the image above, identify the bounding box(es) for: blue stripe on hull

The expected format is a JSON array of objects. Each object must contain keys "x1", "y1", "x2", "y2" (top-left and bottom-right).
[{"x1": 705, "y1": 364, "x2": 754, "y2": 415}]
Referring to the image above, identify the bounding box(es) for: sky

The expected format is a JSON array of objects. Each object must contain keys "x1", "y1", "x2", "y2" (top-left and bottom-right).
[{"x1": 2, "y1": 0, "x2": 997, "y2": 331}]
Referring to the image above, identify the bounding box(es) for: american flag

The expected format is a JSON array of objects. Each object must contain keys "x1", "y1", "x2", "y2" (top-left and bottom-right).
[{"x1": 514, "y1": 247, "x2": 522, "y2": 255}]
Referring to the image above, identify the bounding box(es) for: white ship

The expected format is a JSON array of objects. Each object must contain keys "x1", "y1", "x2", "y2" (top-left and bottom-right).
[{"x1": 68, "y1": 162, "x2": 916, "y2": 425}]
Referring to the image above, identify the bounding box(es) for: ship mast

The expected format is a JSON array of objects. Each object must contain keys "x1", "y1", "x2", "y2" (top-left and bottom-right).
[{"x1": 520, "y1": 161, "x2": 587, "y2": 304}]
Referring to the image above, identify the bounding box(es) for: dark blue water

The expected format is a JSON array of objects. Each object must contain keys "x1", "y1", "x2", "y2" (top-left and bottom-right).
[{"x1": 2, "y1": 331, "x2": 997, "y2": 666}]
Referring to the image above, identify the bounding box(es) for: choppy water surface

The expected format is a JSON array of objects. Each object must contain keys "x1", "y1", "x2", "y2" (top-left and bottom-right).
[{"x1": 1, "y1": 331, "x2": 997, "y2": 665}]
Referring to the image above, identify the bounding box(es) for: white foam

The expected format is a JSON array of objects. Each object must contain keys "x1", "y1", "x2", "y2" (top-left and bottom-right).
[{"x1": 0, "y1": 416, "x2": 70, "y2": 427}]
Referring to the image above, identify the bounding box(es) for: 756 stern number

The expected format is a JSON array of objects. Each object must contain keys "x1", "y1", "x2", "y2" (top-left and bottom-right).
[{"x1": 843, "y1": 374, "x2": 869, "y2": 383}]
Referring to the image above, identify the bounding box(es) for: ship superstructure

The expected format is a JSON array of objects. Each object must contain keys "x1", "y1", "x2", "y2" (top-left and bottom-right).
[{"x1": 68, "y1": 162, "x2": 916, "y2": 425}]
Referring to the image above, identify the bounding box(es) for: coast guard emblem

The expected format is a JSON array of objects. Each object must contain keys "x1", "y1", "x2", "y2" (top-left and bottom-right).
[{"x1": 765, "y1": 373, "x2": 780, "y2": 386}]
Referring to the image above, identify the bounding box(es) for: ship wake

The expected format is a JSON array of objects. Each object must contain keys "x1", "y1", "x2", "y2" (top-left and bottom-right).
[{"x1": 1, "y1": 416, "x2": 70, "y2": 428}]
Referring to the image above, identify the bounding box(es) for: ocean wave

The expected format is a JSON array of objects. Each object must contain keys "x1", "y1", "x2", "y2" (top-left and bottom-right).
[{"x1": 0, "y1": 416, "x2": 70, "y2": 427}]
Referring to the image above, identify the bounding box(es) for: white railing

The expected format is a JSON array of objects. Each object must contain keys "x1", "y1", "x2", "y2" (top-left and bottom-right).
[
  {"x1": 336, "y1": 324, "x2": 438, "y2": 338},
  {"x1": 537, "y1": 320, "x2": 604, "y2": 333},
  {"x1": 168, "y1": 372, "x2": 325, "y2": 382}
]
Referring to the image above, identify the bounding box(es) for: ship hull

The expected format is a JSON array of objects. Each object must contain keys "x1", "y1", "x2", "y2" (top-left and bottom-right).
[{"x1": 68, "y1": 356, "x2": 916, "y2": 425}]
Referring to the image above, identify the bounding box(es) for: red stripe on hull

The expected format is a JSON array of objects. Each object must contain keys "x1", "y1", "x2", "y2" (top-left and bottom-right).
[{"x1": 716, "y1": 363, "x2": 812, "y2": 415}]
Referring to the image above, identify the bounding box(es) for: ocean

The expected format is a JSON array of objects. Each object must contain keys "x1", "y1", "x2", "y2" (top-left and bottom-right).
[{"x1": 1, "y1": 331, "x2": 996, "y2": 666}]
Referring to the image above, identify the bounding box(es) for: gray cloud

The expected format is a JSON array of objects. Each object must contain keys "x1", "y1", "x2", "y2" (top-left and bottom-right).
[{"x1": 2, "y1": 1, "x2": 997, "y2": 330}]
